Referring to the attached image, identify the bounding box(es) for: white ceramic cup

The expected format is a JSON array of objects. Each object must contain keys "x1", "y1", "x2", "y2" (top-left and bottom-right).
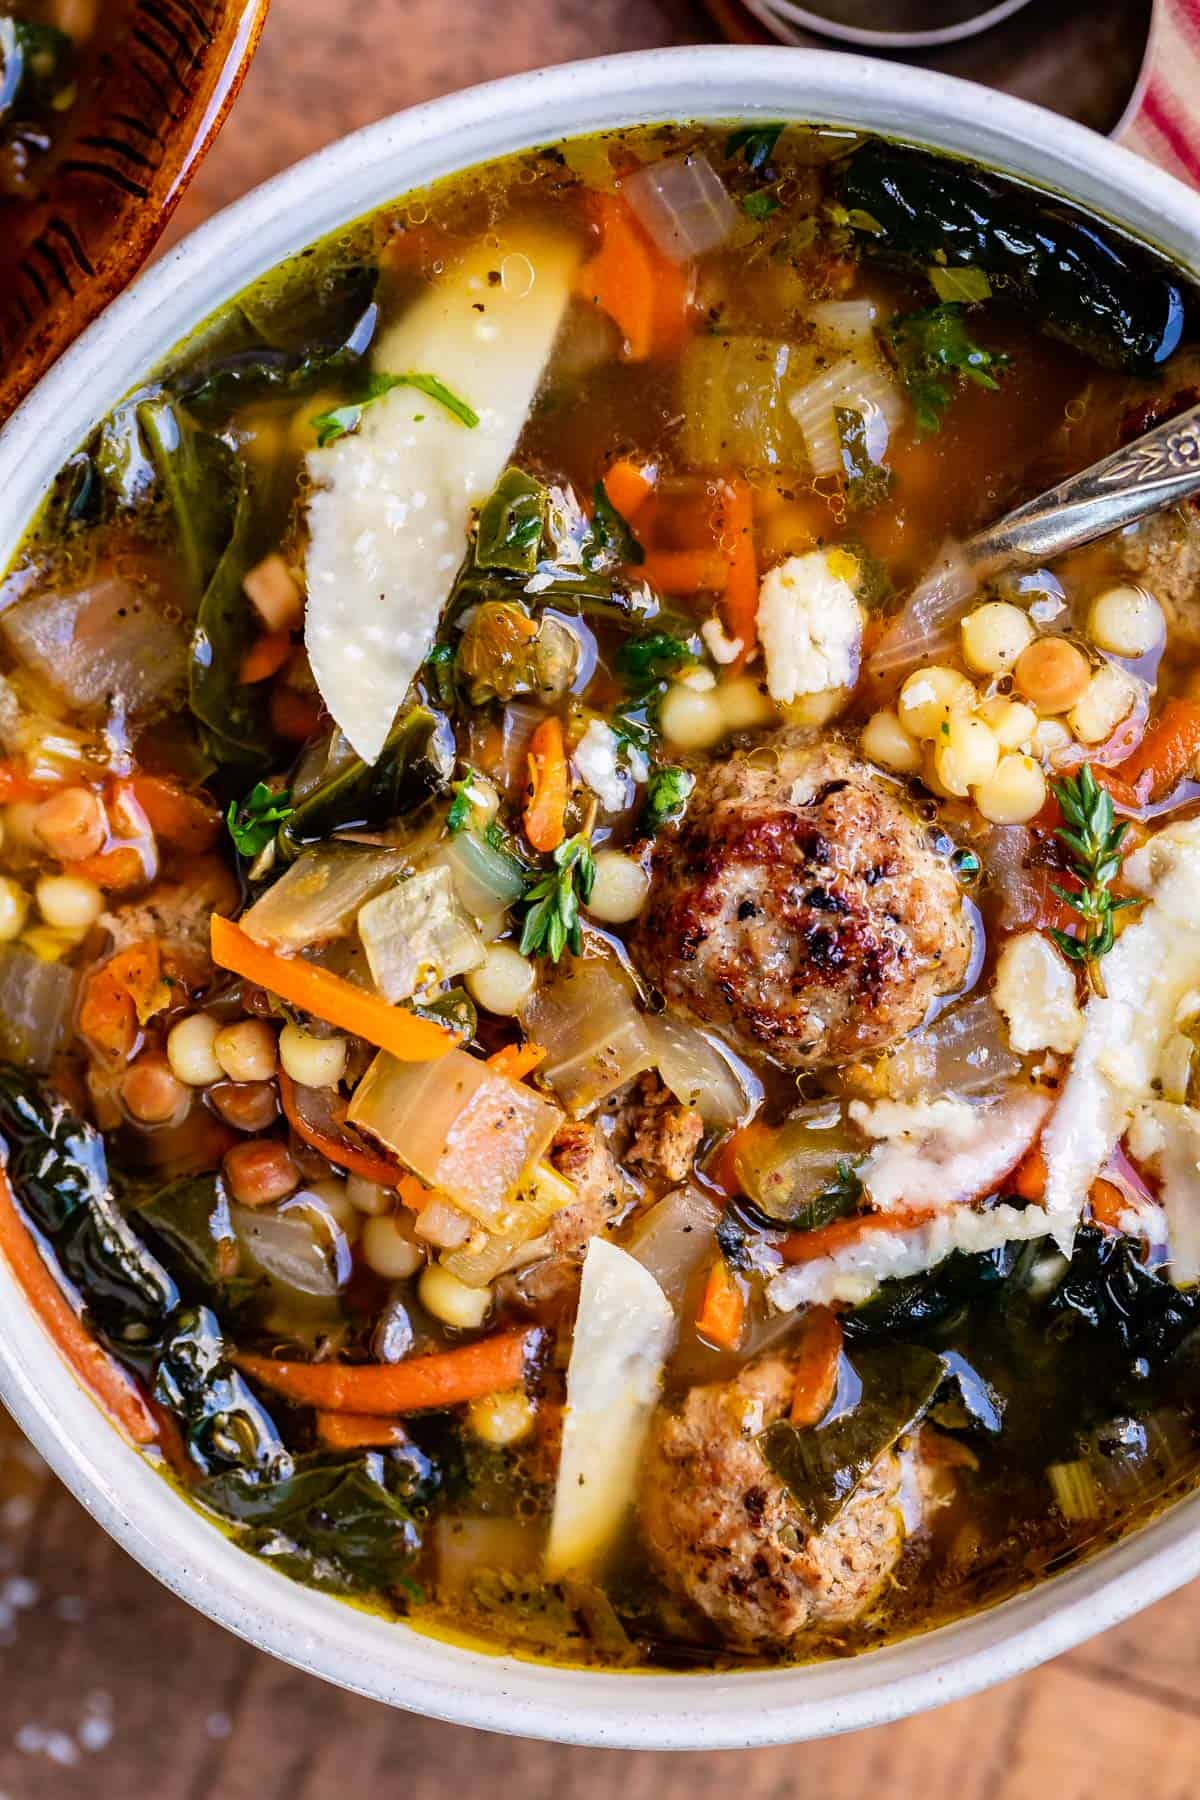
[{"x1": 1, "y1": 45, "x2": 1199, "y2": 1751}]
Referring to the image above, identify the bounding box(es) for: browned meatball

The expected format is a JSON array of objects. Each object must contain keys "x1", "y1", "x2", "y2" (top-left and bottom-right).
[
  {"x1": 631, "y1": 735, "x2": 973, "y2": 1070},
  {"x1": 640, "y1": 1355, "x2": 931, "y2": 1650}
]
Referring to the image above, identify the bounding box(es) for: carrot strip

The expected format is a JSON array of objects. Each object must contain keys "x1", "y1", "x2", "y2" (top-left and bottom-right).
[
  {"x1": 315, "y1": 1412, "x2": 409, "y2": 1451},
  {"x1": 603, "y1": 458, "x2": 657, "y2": 523},
  {"x1": 72, "y1": 845, "x2": 155, "y2": 891},
  {"x1": 523, "y1": 716, "x2": 569, "y2": 854},
  {"x1": 277, "y1": 1070, "x2": 405, "y2": 1185},
  {"x1": 485, "y1": 1041, "x2": 547, "y2": 1082},
  {"x1": 0, "y1": 1171, "x2": 157, "y2": 1445},
  {"x1": 640, "y1": 549, "x2": 729, "y2": 596},
  {"x1": 210, "y1": 915, "x2": 455, "y2": 1063},
  {"x1": 236, "y1": 1328, "x2": 538, "y2": 1413},
  {"x1": 239, "y1": 631, "x2": 294, "y2": 686},
  {"x1": 1092, "y1": 765, "x2": 1142, "y2": 811},
  {"x1": 696, "y1": 1258, "x2": 746, "y2": 1349},
  {"x1": 1114, "y1": 697, "x2": 1200, "y2": 801},
  {"x1": 78, "y1": 940, "x2": 169, "y2": 1065},
  {"x1": 575, "y1": 194, "x2": 692, "y2": 361},
  {"x1": 1011, "y1": 1142, "x2": 1047, "y2": 1204},
  {"x1": 716, "y1": 479, "x2": 758, "y2": 667},
  {"x1": 781, "y1": 1206, "x2": 938, "y2": 1266},
  {"x1": 129, "y1": 775, "x2": 221, "y2": 853},
  {"x1": 1088, "y1": 1177, "x2": 1128, "y2": 1232},
  {"x1": 790, "y1": 1306, "x2": 843, "y2": 1428},
  {"x1": 0, "y1": 759, "x2": 59, "y2": 804},
  {"x1": 707, "y1": 1118, "x2": 773, "y2": 1197}
]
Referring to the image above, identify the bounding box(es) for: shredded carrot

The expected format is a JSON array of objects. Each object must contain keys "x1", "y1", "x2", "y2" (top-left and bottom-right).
[
  {"x1": 277, "y1": 1070, "x2": 405, "y2": 1186},
  {"x1": 790, "y1": 1306, "x2": 843, "y2": 1427},
  {"x1": 1011, "y1": 1142, "x2": 1047, "y2": 1204},
  {"x1": 523, "y1": 716, "x2": 569, "y2": 854},
  {"x1": 1114, "y1": 697, "x2": 1200, "y2": 801},
  {"x1": 210, "y1": 915, "x2": 456, "y2": 1063},
  {"x1": 0, "y1": 1170, "x2": 157, "y2": 1444},
  {"x1": 315, "y1": 1412, "x2": 409, "y2": 1451},
  {"x1": 781, "y1": 1206, "x2": 937, "y2": 1266},
  {"x1": 485, "y1": 1041, "x2": 547, "y2": 1082},
  {"x1": 575, "y1": 193, "x2": 692, "y2": 361},
  {"x1": 603, "y1": 458, "x2": 657, "y2": 523},
  {"x1": 239, "y1": 631, "x2": 294, "y2": 686},
  {"x1": 708, "y1": 1118, "x2": 773, "y2": 1197},
  {"x1": 1092, "y1": 765, "x2": 1142, "y2": 811},
  {"x1": 0, "y1": 759, "x2": 58, "y2": 804},
  {"x1": 1088, "y1": 1177, "x2": 1128, "y2": 1232},
  {"x1": 715, "y1": 479, "x2": 758, "y2": 668},
  {"x1": 639, "y1": 549, "x2": 729, "y2": 596},
  {"x1": 72, "y1": 845, "x2": 155, "y2": 891},
  {"x1": 78, "y1": 940, "x2": 168, "y2": 1065},
  {"x1": 696, "y1": 1257, "x2": 746, "y2": 1349},
  {"x1": 129, "y1": 775, "x2": 221, "y2": 853},
  {"x1": 236, "y1": 1328, "x2": 538, "y2": 1414},
  {"x1": 269, "y1": 684, "x2": 323, "y2": 743}
]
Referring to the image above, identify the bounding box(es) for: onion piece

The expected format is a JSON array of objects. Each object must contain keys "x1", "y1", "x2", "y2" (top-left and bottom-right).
[
  {"x1": 865, "y1": 538, "x2": 975, "y2": 682},
  {"x1": 432, "y1": 827, "x2": 528, "y2": 919},
  {"x1": 241, "y1": 844, "x2": 408, "y2": 951},
  {"x1": 0, "y1": 946, "x2": 76, "y2": 1071},
  {"x1": 738, "y1": 1105, "x2": 860, "y2": 1225},
  {"x1": 347, "y1": 1047, "x2": 562, "y2": 1231},
  {"x1": 787, "y1": 355, "x2": 905, "y2": 477},
  {"x1": 625, "y1": 1183, "x2": 722, "y2": 1308},
  {"x1": 0, "y1": 571, "x2": 187, "y2": 715},
  {"x1": 869, "y1": 995, "x2": 1022, "y2": 1102},
  {"x1": 441, "y1": 1160, "x2": 576, "y2": 1289},
  {"x1": 985, "y1": 826, "x2": 1040, "y2": 931},
  {"x1": 807, "y1": 300, "x2": 878, "y2": 346},
  {"x1": 231, "y1": 1193, "x2": 353, "y2": 1297},
  {"x1": 622, "y1": 154, "x2": 738, "y2": 264},
  {"x1": 644, "y1": 1013, "x2": 755, "y2": 1129},
  {"x1": 521, "y1": 956, "x2": 654, "y2": 1117},
  {"x1": 357, "y1": 866, "x2": 484, "y2": 1001},
  {"x1": 546, "y1": 1240, "x2": 675, "y2": 1578}
]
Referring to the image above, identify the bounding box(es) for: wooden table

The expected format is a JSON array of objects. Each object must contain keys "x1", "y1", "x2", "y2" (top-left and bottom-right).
[{"x1": 3, "y1": 0, "x2": 1195, "y2": 1790}]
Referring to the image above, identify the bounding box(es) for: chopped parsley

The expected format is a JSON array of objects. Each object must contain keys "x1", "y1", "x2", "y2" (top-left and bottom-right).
[
  {"x1": 742, "y1": 190, "x2": 780, "y2": 220},
  {"x1": 616, "y1": 629, "x2": 695, "y2": 691},
  {"x1": 446, "y1": 768, "x2": 483, "y2": 835},
  {"x1": 640, "y1": 766, "x2": 694, "y2": 835},
  {"x1": 226, "y1": 783, "x2": 293, "y2": 858},
  {"x1": 519, "y1": 833, "x2": 597, "y2": 962},
  {"x1": 887, "y1": 302, "x2": 1008, "y2": 435},
  {"x1": 310, "y1": 371, "x2": 479, "y2": 446},
  {"x1": 424, "y1": 641, "x2": 456, "y2": 705}
]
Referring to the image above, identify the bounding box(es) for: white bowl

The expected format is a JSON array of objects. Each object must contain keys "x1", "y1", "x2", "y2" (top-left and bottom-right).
[{"x1": 2, "y1": 45, "x2": 1200, "y2": 1751}]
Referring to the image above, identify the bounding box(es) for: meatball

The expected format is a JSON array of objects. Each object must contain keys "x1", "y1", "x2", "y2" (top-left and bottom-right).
[
  {"x1": 641, "y1": 1355, "x2": 931, "y2": 1650},
  {"x1": 631, "y1": 735, "x2": 973, "y2": 1070},
  {"x1": 1119, "y1": 503, "x2": 1200, "y2": 650}
]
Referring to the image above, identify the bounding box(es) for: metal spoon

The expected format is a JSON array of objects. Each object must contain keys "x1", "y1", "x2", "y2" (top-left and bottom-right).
[{"x1": 868, "y1": 400, "x2": 1200, "y2": 676}]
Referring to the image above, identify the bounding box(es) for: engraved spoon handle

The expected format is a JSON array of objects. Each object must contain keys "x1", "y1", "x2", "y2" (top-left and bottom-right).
[{"x1": 961, "y1": 401, "x2": 1200, "y2": 585}]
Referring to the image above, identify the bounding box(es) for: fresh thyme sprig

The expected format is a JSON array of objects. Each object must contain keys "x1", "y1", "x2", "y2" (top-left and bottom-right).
[
  {"x1": 518, "y1": 832, "x2": 596, "y2": 962},
  {"x1": 1048, "y1": 765, "x2": 1139, "y2": 996}
]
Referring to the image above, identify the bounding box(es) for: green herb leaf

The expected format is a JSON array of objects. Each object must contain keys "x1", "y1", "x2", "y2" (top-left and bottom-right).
[
  {"x1": 475, "y1": 467, "x2": 547, "y2": 573},
  {"x1": 725, "y1": 123, "x2": 784, "y2": 171},
  {"x1": 424, "y1": 641, "x2": 456, "y2": 706},
  {"x1": 616, "y1": 629, "x2": 695, "y2": 693},
  {"x1": 582, "y1": 481, "x2": 644, "y2": 570},
  {"x1": 519, "y1": 833, "x2": 597, "y2": 962},
  {"x1": 1047, "y1": 764, "x2": 1138, "y2": 994},
  {"x1": 927, "y1": 264, "x2": 992, "y2": 304},
  {"x1": 311, "y1": 370, "x2": 479, "y2": 446},
  {"x1": 227, "y1": 783, "x2": 294, "y2": 858},
  {"x1": 446, "y1": 768, "x2": 482, "y2": 835},
  {"x1": 787, "y1": 1158, "x2": 864, "y2": 1233},
  {"x1": 835, "y1": 405, "x2": 893, "y2": 511},
  {"x1": 742, "y1": 190, "x2": 779, "y2": 220},
  {"x1": 641, "y1": 766, "x2": 694, "y2": 835},
  {"x1": 887, "y1": 302, "x2": 1009, "y2": 435}
]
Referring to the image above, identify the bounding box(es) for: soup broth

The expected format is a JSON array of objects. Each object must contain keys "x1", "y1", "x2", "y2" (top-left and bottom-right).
[{"x1": 3, "y1": 122, "x2": 1200, "y2": 1670}]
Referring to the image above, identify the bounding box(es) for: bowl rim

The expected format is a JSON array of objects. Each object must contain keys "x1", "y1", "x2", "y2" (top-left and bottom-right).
[{"x1": 3, "y1": 42, "x2": 1200, "y2": 1750}]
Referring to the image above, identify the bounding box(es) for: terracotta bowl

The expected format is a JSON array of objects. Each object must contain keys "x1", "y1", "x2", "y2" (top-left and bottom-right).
[{"x1": 0, "y1": 0, "x2": 267, "y2": 423}]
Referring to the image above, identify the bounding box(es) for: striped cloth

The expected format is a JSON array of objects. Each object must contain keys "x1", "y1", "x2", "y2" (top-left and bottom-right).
[{"x1": 1118, "y1": 0, "x2": 1200, "y2": 186}]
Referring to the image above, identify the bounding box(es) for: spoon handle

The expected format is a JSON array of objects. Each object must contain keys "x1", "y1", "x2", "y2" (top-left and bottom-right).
[{"x1": 962, "y1": 401, "x2": 1200, "y2": 583}]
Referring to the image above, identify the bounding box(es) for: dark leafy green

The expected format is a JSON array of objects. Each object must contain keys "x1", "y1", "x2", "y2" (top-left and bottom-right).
[
  {"x1": 128, "y1": 1173, "x2": 242, "y2": 1295},
  {"x1": 310, "y1": 370, "x2": 479, "y2": 445},
  {"x1": 582, "y1": 482, "x2": 644, "y2": 570},
  {"x1": 616, "y1": 629, "x2": 696, "y2": 692},
  {"x1": 475, "y1": 468, "x2": 547, "y2": 573},
  {"x1": 1047, "y1": 1226, "x2": 1200, "y2": 1368},
  {"x1": 887, "y1": 303, "x2": 1007, "y2": 434},
  {"x1": 842, "y1": 1244, "x2": 1025, "y2": 1342},
  {"x1": 725, "y1": 123, "x2": 784, "y2": 171},
  {"x1": 785, "y1": 1158, "x2": 864, "y2": 1234},
  {"x1": 182, "y1": 300, "x2": 378, "y2": 417},
  {"x1": 155, "y1": 1307, "x2": 291, "y2": 1481},
  {"x1": 446, "y1": 768, "x2": 483, "y2": 835},
  {"x1": 279, "y1": 706, "x2": 453, "y2": 856},
  {"x1": 840, "y1": 140, "x2": 1187, "y2": 374},
  {"x1": 760, "y1": 1343, "x2": 946, "y2": 1529},
  {"x1": 742, "y1": 191, "x2": 779, "y2": 221}
]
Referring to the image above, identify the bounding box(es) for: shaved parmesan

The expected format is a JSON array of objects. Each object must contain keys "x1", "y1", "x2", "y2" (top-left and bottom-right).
[
  {"x1": 1043, "y1": 819, "x2": 1200, "y2": 1233},
  {"x1": 546, "y1": 1239, "x2": 675, "y2": 1578},
  {"x1": 305, "y1": 227, "x2": 580, "y2": 763},
  {"x1": 851, "y1": 1088, "x2": 1051, "y2": 1214}
]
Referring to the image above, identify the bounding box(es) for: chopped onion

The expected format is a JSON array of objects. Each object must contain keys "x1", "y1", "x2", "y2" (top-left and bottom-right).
[
  {"x1": 0, "y1": 946, "x2": 76, "y2": 1071},
  {"x1": 520, "y1": 956, "x2": 654, "y2": 1117},
  {"x1": 872, "y1": 995, "x2": 1022, "y2": 1102},
  {"x1": 622, "y1": 154, "x2": 738, "y2": 264},
  {"x1": 645, "y1": 1012, "x2": 755, "y2": 1129},
  {"x1": 357, "y1": 865, "x2": 484, "y2": 1001},
  {"x1": 546, "y1": 1240, "x2": 675, "y2": 1578},
  {"x1": 441, "y1": 1160, "x2": 576, "y2": 1288},
  {"x1": 787, "y1": 355, "x2": 904, "y2": 477},
  {"x1": 625, "y1": 1183, "x2": 722, "y2": 1309},
  {"x1": 807, "y1": 300, "x2": 879, "y2": 346},
  {"x1": 985, "y1": 827, "x2": 1040, "y2": 931},
  {"x1": 738, "y1": 1105, "x2": 859, "y2": 1224},
  {"x1": 435, "y1": 1515, "x2": 540, "y2": 1596},
  {"x1": 241, "y1": 844, "x2": 408, "y2": 951},
  {"x1": 432, "y1": 829, "x2": 528, "y2": 921},
  {"x1": 347, "y1": 1048, "x2": 562, "y2": 1231},
  {"x1": 866, "y1": 538, "x2": 975, "y2": 681},
  {"x1": 494, "y1": 701, "x2": 545, "y2": 799},
  {"x1": 0, "y1": 571, "x2": 187, "y2": 715},
  {"x1": 231, "y1": 1193, "x2": 352, "y2": 1297}
]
